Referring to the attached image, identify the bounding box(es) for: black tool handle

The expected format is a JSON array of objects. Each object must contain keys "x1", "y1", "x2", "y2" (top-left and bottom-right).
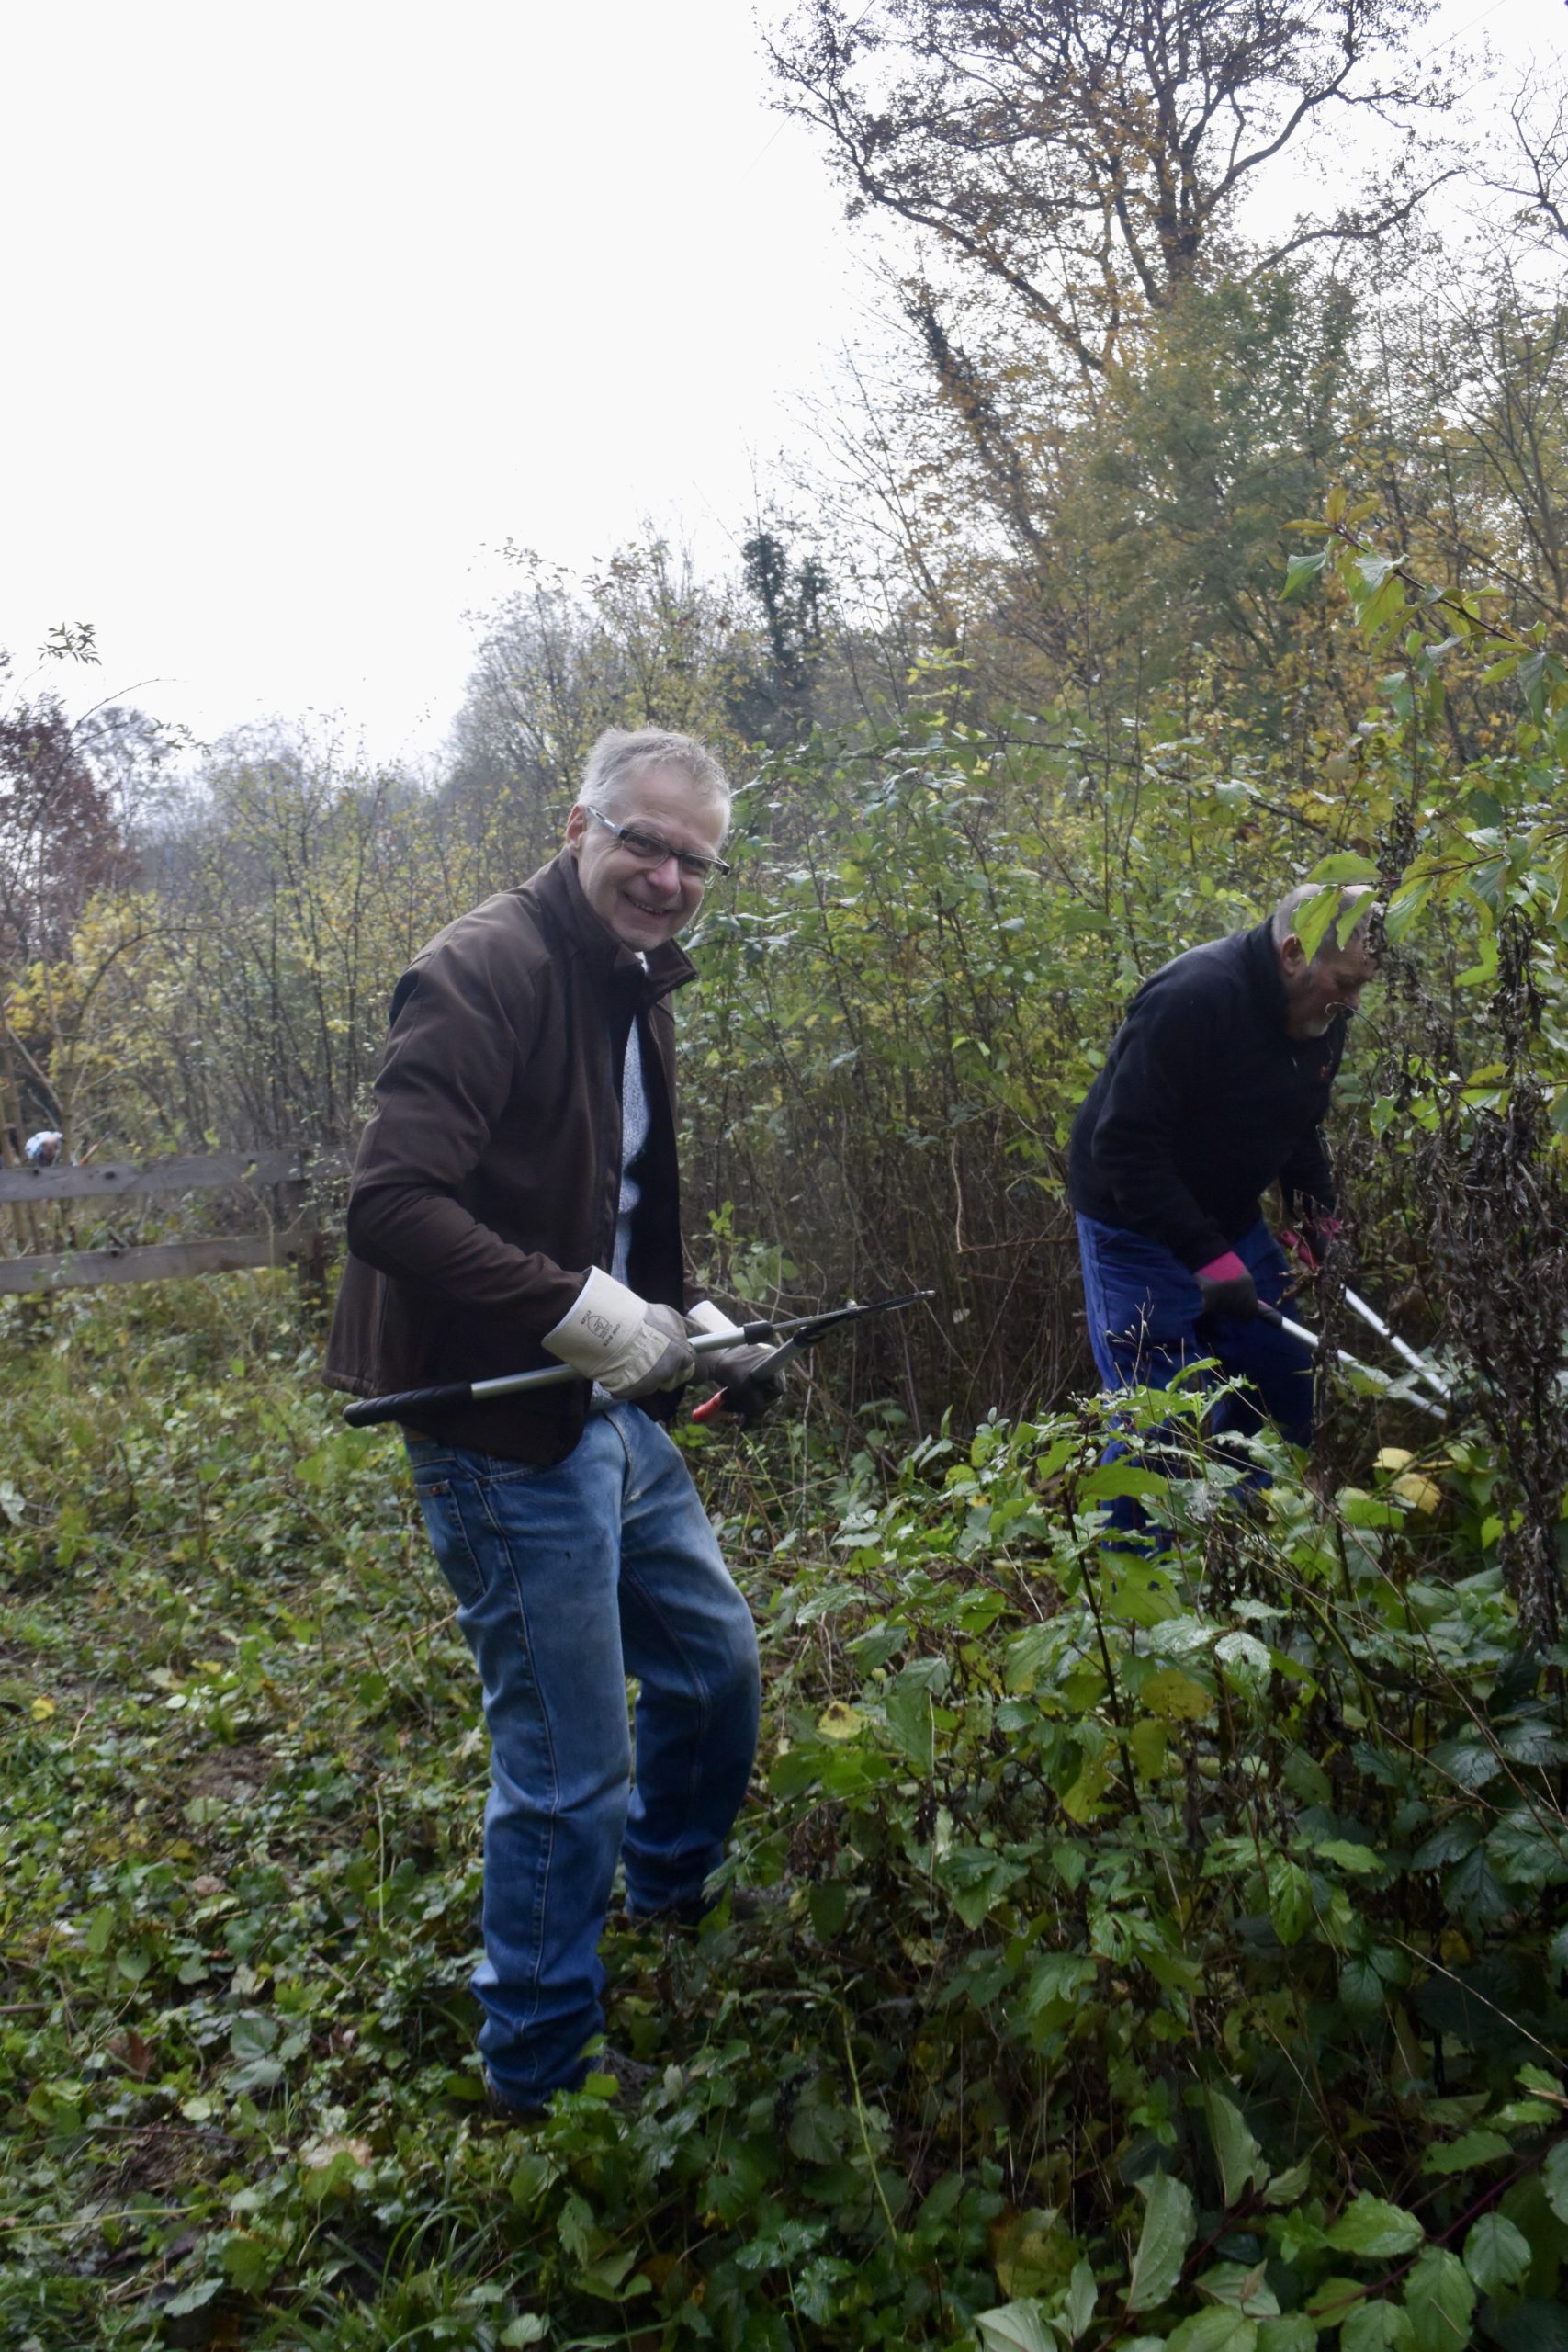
[{"x1": 343, "y1": 1381, "x2": 475, "y2": 1429}]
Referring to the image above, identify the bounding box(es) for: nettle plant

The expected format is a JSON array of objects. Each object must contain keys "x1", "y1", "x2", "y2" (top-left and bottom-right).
[{"x1": 748, "y1": 1388, "x2": 1568, "y2": 2350}]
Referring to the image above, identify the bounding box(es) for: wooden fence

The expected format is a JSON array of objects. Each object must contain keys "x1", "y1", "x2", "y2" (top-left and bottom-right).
[{"x1": 0, "y1": 1148, "x2": 338, "y2": 1296}]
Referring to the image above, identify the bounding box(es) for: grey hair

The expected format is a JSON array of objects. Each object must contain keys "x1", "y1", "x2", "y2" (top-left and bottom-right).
[
  {"x1": 575, "y1": 728, "x2": 731, "y2": 839},
  {"x1": 1272, "y1": 880, "x2": 1380, "y2": 956}
]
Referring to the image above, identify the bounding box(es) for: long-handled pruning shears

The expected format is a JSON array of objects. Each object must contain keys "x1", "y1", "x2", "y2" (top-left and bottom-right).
[
  {"x1": 689, "y1": 1290, "x2": 934, "y2": 1423},
  {"x1": 1255, "y1": 1296, "x2": 1450, "y2": 1421},
  {"x1": 342, "y1": 1291, "x2": 934, "y2": 1431}
]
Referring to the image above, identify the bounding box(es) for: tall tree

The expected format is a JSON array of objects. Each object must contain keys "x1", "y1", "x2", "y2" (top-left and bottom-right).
[{"x1": 769, "y1": 0, "x2": 1455, "y2": 384}]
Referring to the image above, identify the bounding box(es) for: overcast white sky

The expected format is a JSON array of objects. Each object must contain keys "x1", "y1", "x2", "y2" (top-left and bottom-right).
[{"x1": 0, "y1": 0, "x2": 1552, "y2": 768}]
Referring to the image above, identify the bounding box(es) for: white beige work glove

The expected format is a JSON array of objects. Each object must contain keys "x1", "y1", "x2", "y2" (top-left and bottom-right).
[
  {"x1": 543, "y1": 1268, "x2": 696, "y2": 1399},
  {"x1": 687, "y1": 1300, "x2": 787, "y2": 1427}
]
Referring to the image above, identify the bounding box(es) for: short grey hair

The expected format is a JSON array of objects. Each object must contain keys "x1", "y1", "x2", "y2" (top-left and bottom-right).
[
  {"x1": 575, "y1": 728, "x2": 731, "y2": 839},
  {"x1": 1272, "y1": 880, "x2": 1380, "y2": 956}
]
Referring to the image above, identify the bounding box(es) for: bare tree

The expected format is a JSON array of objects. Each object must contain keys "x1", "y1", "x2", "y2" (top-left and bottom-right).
[{"x1": 768, "y1": 0, "x2": 1458, "y2": 383}]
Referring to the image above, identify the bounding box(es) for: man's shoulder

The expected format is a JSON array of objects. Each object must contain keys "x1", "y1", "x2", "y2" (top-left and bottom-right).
[
  {"x1": 411, "y1": 882, "x2": 559, "y2": 988},
  {"x1": 1130, "y1": 928, "x2": 1253, "y2": 1022}
]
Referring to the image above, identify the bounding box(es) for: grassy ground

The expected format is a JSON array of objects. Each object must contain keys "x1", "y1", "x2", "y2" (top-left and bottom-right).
[
  {"x1": 0, "y1": 1278, "x2": 834, "y2": 2350},
  {"x1": 6, "y1": 1278, "x2": 1567, "y2": 2352}
]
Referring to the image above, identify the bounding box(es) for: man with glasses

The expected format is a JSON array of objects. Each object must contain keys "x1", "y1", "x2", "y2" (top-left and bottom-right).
[{"x1": 328, "y1": 728, "x2": 775, "y2": 2119}]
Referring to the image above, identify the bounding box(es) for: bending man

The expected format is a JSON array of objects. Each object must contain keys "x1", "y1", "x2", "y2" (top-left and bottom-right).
[
  {"x1": 327, "y1": 728, "x2": 775, "y2": 2117},
  {"x1": 1067, "y1": 884, "x2": 1381, "y2": 1476}
]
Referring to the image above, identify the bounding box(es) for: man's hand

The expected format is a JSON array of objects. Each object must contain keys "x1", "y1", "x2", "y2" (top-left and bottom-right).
[
  {"x1": 1281, "y1": 1215, "x2": 1344, "y2": 1276},
  {"x1": 686, "y1": 1300, "x2": 786, "y2": 1427},
  {"x1": 1195, "y1": 1250, "x2": 1258, "y2": 1320},
  {"x1": 694, "y1": 1339, "x2": 785, "y2": 1426},
  {"x1": 543, "y1": 1269, "x2": 697, "y2": 1396}
]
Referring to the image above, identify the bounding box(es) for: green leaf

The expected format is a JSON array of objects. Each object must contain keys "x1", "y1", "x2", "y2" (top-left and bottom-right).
[
  {"x1": 1308, "y1": 853, "x2": 1382, "y2": 886},
  {"x1": 1129, "y1": 2169, "x2": 1197, "y2": 2313},
  {"x1": 1166, "y1": 2312, "x2": 1257, "y2": 2352},
  {"x1": 886, "y1": 1669, "x2": 937, "y2": 1771},
  {"x1": 1305, "y1": 2278, "x2": 1369, "y2": 2327},
  {"x1": 1281, "y1": 549, "x2": 1328, "y2": 602},
  {"x1": 220, "y1": 2228, "x2": 282, "y2": 2291},
  {"x1": 1325, "y1": 2196, "x2": 1425, "y2": 2259},
  {"x1": 1195, "y1": 2260, "x2": 1279, "y2": 2315},
  {"x1": 500, "y1": 2320, "x2": 550, "y2": 2347},
  {"x1": 1314, "y1": 1839, "x2": 1382, "y2": 1875},
  {"x1": 1404, "y1": 2248, "x2": 1475, "y2": 2352},
  {"x1": 1257, "y1": 2321, "x2": 1314, "y2": 2352},
  {"x1": 1268, "y1": 1860, "x2": 1314, "y2": 1947},
  {"x1": 1543, "y1": 2138, "x2": 1568, "y2": 2225},
  {"x1": 1204, "y1": 2089, "x2": 1265, "y2": 2210},
  {"x1": 1382, "y1": 877, "x2": 1434, "y2": 946},
  {"x1": 1462, "y1": 2211, "x2": 1531, "y2": 2293},
  {"x1": 1421, "y1": 2129, "x2": 1511, "y2": 2175},
  {"x1": 1341, "y1": 2301, "x2": 1415, "y2": 2352},
  {"x1": 976, "y1": 2301, "x2": 1057, "y2": 2352},
  {"x1": 163, "y1": 2280, "x2": 224, "y2": 2318},
  {"x1": 1339, "y1": 1956, "x2": 1388, "y2": 2019},
  {"x1": 1064, "y1": 2257, "x2": 1097, "y2": 2341}
]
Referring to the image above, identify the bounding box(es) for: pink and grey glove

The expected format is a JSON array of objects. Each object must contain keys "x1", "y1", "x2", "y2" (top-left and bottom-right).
[
  {"x1": 1194, "y1": 1250, "x2": 1258, "y2": 1319},
  {"x1": 1280, "y1": 1216, "x2": 1344, "y2": 1275}
]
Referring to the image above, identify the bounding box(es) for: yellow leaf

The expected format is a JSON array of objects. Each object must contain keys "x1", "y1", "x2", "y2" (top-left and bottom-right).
[
  {"x1": 1142, "y1": 1668, "x2": 1214, "y2": 1723},
  {"x1": 1392, "y1": 1473, "x2": 1442, "y2": 1514},
  {"x1": 31, "y1": 1695, "x2": 56, "y2": 1720},
  {"x1": 816, "y1": 1702, "x2": 863, "y2": 1741},
  {"x1": 1375, "y1": 1448, "x2": 1414, "y2": 1473},
  {"x1": 1130, "y1": 1718, "x2": 1168, "y2": 1782}
]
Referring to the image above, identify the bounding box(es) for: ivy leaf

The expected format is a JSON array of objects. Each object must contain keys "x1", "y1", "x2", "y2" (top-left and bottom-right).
[
  {"x1": 1403, "y1": 2248, "x2": 1475, "y2": 2352},
  {"x1": 1325, "y1": 2196, "x2": 1425, "y2": 2259},
  {"x1": 1461, "y1": 2211, "x2": 1531, "y2": 2294},
  {"x1": 1128, "y1": 2169, "x2": 1197, "y2": 2312}
]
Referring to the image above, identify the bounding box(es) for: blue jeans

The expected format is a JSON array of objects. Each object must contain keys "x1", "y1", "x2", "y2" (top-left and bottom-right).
[
  {"x1": 406, "y1": 1405, "x2": 761, "y2": 2106},
  {"x1": 1077, "y1": 1214, "x2": 1314, "y2": 1510}
]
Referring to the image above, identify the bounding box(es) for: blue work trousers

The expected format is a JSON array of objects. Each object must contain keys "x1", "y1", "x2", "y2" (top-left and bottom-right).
[
  {"x1": 407, "y1": 1405, "x2": 761, "y2": 2107},
  {"x1": 1076, "y1": 1214, "x2": 1314, "y2": 1509}
]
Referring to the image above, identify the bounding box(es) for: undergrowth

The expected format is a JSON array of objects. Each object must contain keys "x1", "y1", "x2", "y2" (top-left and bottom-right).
[{"x1": 2, "y1": 1277, "x2": 1567, "y2": 2351}]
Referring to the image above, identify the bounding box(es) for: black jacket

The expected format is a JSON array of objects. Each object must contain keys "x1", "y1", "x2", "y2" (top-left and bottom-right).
[
  {"x1": 325, "y1": 851, "x2": 694, "y2": 1463},
  {"x1": 1068, "y1": 919, "x2": 1343, "y2": 1270}
]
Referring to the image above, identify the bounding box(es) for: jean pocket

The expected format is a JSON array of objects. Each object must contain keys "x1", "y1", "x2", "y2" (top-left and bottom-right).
[{"x1": 416, "y1": 1484, "x2": 488, "y2": 1612}]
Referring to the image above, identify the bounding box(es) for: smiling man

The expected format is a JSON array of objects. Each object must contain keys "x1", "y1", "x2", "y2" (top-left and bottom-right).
[
  {"x1": 327, "y1": 728, "x2": 774, "y2": 2118},
  {"x1": 1067, "y1": 882, "x2": 1382, "y2": 1480}
]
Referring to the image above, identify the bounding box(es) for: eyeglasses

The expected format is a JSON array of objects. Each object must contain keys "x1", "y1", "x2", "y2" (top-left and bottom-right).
[{"x1": 587, "y1": 804, "x2": 731, "y2": 880}]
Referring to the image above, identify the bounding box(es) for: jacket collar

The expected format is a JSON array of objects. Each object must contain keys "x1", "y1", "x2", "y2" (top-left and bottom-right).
[{"x1": 527, "y1": 848, "x2": 697, "y2": 1002}]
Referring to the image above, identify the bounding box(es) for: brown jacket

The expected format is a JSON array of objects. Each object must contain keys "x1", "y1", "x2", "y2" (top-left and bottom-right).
[{"x1": 324, "y1": 849, "x2": 696, "y2": 1462}]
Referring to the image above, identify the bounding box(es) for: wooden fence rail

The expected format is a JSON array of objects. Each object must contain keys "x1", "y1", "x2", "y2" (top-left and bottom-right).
[{"x1": 0, "y1": 1148, "x2": 344, "y2": 1297}]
